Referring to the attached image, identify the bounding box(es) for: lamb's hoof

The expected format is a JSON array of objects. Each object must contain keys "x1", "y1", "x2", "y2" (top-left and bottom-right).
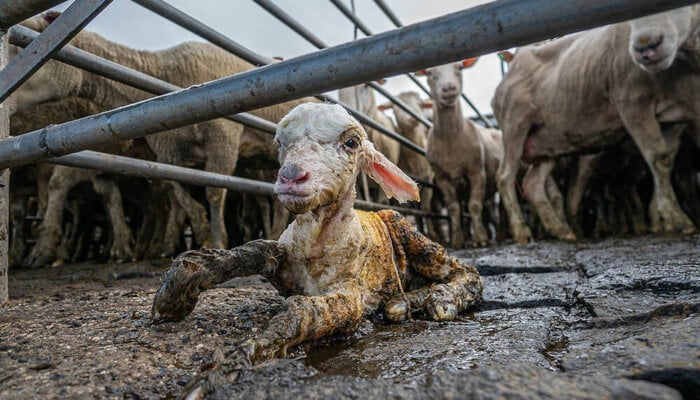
[
  {"x1": 384, "y1": 298, "x2": 410, "y2": 322},
  {"x1": 512, "y1": 225, "x2": 533, "y2": 244},
  {"x1": 426, "y1": 286, "x2": 458, "y2": 321},
  {"x1": 151, "y1": 259, "x2": 204, "y2": 322}
]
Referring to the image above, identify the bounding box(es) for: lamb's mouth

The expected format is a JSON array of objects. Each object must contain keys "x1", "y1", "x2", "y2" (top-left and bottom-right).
[{"x1": 276, "y1": 191, "x2": 314, "y2": 203}]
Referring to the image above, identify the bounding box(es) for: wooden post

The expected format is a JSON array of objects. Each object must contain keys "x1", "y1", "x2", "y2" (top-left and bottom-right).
[{"x1": 0, "y1": 29, "x2": 9, "y2": 303}]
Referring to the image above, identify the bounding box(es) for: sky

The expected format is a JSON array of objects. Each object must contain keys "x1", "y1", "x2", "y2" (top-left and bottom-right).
[{"x1": 52, "y1": 0, "x2": 503, "y2": 117}]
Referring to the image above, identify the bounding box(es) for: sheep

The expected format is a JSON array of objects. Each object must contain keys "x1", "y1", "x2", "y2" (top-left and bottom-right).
[
  {"x1": 11, "y1": 14, "x2": 313, "y2": 257},
  {"x1": 492, "y1": 6, "x2": 700, "y2": 243},
  {"x1": 338, "y1": 83, "x2": 401, "y2": 203},
  {"x1": 151, "y1": 103, "x2": 482, "y2": 395},
  {"x1": 419, "y1": 60, "x2": 504, "y2": 248},
  {"x1": 8, "y1": 97, "x2": 157, "y2": 267},
  {"x1": 383, "y1": 91, "x2": 442, "y2": 241}
]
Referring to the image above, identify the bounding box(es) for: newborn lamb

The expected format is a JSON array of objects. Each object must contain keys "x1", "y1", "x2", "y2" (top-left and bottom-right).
[{"x1": 151, "y1": 103, "x2": 482, "y2": 395}]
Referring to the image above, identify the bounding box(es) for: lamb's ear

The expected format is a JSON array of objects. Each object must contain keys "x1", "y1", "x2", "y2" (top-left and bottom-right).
[
  {"x1": 362, "y1": 142, "x2": 420, "y2": 203},
  {"x1": 460, "y1": 57, "x2": 479, "y2": 69}
]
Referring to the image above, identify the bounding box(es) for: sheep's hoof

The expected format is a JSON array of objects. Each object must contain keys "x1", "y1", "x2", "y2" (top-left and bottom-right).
[
  {"x1": 512, "y1": 225, "x2": 532, "y2": 244},
  {"x1": 384, "y1": 298, "x2": 410, "y2": 322},
  {"x1": 426, "y1": 286, "x2": 458, "y2": 321},
  {"x1": 471, "y1": 240, "x2": 489, "y2": 248},
  {"x1": 23, "y1": 250, "x2": 55, "y2": 269}
]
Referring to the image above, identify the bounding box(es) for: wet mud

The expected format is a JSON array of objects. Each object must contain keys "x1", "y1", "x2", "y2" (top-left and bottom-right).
[{"x1": 1, "y1": 234, "x2": 698, "y2": 399}]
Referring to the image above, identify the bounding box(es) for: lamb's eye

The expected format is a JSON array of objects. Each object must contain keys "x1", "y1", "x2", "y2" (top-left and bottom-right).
[{"x1": 344, "y1": 138, "x2": 358, "y2": 149}]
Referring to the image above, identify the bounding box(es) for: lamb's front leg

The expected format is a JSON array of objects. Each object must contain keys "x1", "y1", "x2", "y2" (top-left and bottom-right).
[
  {"x1": 151, "y1": 240, "x2": 285, "y2": 322},
  {"x1": 181, "y1": 292, "x2": 364, "y2": 398},
  {"x1": 379, "y1": 210, "x2": 483, "y2": 322}
]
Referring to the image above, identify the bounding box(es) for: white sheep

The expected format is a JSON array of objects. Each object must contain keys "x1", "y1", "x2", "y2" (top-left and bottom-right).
[
  {"x1": 492, "y1": 6, "x2": 700, "y2": 243},
  {"x1": 419, "y1": 60, "x2": 504, "y2": 248},
  {"x1": 151, "y1": 103, "x2": 482, "y2": 396}
]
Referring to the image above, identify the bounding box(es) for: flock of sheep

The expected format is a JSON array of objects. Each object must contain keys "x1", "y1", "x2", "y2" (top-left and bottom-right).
[{"x1": 7, "y1": 5, "x2": 700, "y2": 269}]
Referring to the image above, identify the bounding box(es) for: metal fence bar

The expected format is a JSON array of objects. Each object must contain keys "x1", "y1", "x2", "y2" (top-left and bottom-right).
[
  {"x1": 48, "y1": 149, "x2": 443, "y2": 218},
  {"x1": 0, "y1": 0, "x2": 112, "y2": 103},
  {"x1": 10, "y1": 25, "x2": 278, "y2": 135},
  {"x1": 253, "y1": 0, "x2": 433, "y2": 129},
  {"x1": 130, "y1": 0, "x2": 424, "y2": 153},
  {"x1": 0, "y1": 0, "x2": 693, "y2": 170},
  {"x1": 0, "y1": 0, "x2": 66, "y2": 28},
  {"x1": 0, "y1": 29, "x2": 8, "y2": 303},
  {"x1": 369, "y1": 0, "x2": 495, "y2": 127}
]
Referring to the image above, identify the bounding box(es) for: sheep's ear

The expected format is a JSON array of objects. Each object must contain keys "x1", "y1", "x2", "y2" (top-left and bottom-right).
[
  {"x1": 497, "y1": 51, "x2": 515, "y2": 63},
  {"x1": 43, "y1": 11, "x2": 61, "y2": 24},
  {"x1": 375, "y1": 78, "x2": 387, "y2": 85},
  {"x1": 362, "y1": 143, "x2": 420, "y2": 203},
  {"x1": 377, "y1": 102, "x2": 392, "y2": 111},
  {"x1": 460, "y1": 57, "x2": 479, "y2": 69},
  {"x1": 414, "y1": 69, "x2": 428, "y2": 76},
  {"x1": 420, "y1": 99, "x2": 433, "y2": 109}
]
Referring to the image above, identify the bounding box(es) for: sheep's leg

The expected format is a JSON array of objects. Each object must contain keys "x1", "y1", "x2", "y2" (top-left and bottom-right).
[
  {"x1": 566, "y1": 154, "x2": 601, "y2": 235},
  {"x1": 152, "y1": 239, "x2": 285, "y2": 322},
  {"x1": 621, "y1": 110, "x2": 695, "y2": 234},
  {"x1": 545, "y1": 174, "x2": 566, "y2": 224},
  {"x1": 380, "y1": 211, "x2": 483, "y2": 322},
  {"x1": 182, "y1": 292, "x2": 365, "y2": 398},
  {"x1": 497, "y1": 121, "x2": 533, "y2": 243},
  {"x1": 169, "y1": 181, "x2": 211, "y2": 246},
  {"x1": 25, "y1": 167, "x2": 92, "y2": 268},
  {"x1": 206, "y1": 186, "x2": 228, "y2": 248},
  {"x1": 9, "y1": 195, "x2": 28, "y2": 268},
  {"x1": 467, "y1": 167, "x2": 489, "y2": 247},
  {"x1": 434, "y1": 172, "x2": 464, "y2": 248},
  {"x1": 522, "y1": 161, "x2": 576, "y2": 241},
  {"x1": 91, "y1": 176, "x2": 134, "y2": 263},
  {"x1": 161, "y1": 194, "x2": 187, "y2": 257}
]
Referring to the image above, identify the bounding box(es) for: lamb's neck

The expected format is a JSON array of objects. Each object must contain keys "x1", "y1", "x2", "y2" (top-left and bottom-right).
[{"x1": 293, "y1": 188, "x2": 360, "y2": 258}]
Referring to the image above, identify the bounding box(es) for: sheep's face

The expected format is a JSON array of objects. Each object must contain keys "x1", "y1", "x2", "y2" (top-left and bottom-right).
[
  {"x1": 628, "y1": 5, "x2": 699, "y2": 72},
  {"x1": 423, "y1": 62, "x2": 463, "y2": 108},
  {"x1": 274, "y1": 103, "x2": 420, "y2": 214},
  {"x1": 393, "y1": 92, "x2": 426, "y2": 130},
  {"x1": 274, "y1": 103, "x2": 367, "y2": 214}
]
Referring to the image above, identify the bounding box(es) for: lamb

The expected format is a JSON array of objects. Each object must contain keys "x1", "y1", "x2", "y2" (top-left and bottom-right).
[
  {"x1": 151, "y1": 103, "x2": 482, "y2": 396},
  {"x1": 11, "y1": 14, "x2": 313, "y2": 257},
  {"x1": 338, "y1": 83, "x2": 401, "y2": 203},
  {"x1": 492, "y1": 6, "x2": 700, "y2": 243},
  {"x1": 419, "y1": 60, "x2": 504, "y2": 248}
]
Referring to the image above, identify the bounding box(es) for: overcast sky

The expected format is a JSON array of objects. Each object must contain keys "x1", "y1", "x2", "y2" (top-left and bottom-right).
[{"x1": 53, "y1": 0, "x2": 502, "y2": 117}]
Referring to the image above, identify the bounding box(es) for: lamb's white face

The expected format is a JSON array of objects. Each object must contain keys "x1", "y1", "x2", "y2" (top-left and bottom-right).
[
  {"x1": 393, "y1": 92, "x2": 424, "y2": 129},
  {"x1": 274, "y1": 103, "x2": 368, "y2": 214},
  {"x1": 628, "y1": 5, "x2": 699, "y2": 72}
]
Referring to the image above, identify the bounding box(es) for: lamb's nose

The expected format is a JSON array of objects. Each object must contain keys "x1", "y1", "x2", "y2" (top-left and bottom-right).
[
  {"x1": 279, "y1": 164, "x2": 309, "y2": 184},
  {"x1": 441, "y1": 83, "x2": 457, "y2": 94},
  {"x1": 634, "y1": 34, "x2": 663, "y2": 53}
]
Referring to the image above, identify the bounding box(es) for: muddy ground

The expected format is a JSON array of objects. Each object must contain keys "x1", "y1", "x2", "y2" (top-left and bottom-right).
[{"x1": 0, "y1": 235, "x2": 698, "y2": 399}]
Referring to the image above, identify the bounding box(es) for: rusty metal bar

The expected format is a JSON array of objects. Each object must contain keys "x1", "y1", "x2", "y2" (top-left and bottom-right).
[
  {"x1": 0, "y1": 0, "x2": 112, "y2": 103},
  {"x1": 0, "y1": 0, "x2": 66, "y2": 28},
  {"x1": 369, "y1": 0, "x2": 495, "y2": 127},
  {"x1": 0, "y1": 0, "x2": 695, "y2": 169},
  {"x1": 9, "y1": 25, "x2": 278, "y2": 135}
]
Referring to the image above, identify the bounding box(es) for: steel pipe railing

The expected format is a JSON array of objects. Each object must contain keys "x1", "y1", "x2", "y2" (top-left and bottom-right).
[
  {"x1": 369, "y1": 0, "x2": 495, "y2": 127},
  {"x1": 130, "y1": 0, "x2": 425, "y2": 154},
  {"x1": 48, "y1": 150, "x2": 444, "y2": 218},
  {"x1": 0, "y1": 29, "x2": 9, "y2": 303},
  {"x1": 253, "y1": 0, "x2": 433, "y2": 129},
  {"x1": 10, "y1": 25, "x2": 278, "y2": 135},
  {"x1": 0, "y1": 0, "x2": 694, "y2": 170},
  {"x1": 0, "y1": 0, "x2": 66, "y2": 28},
  {"x1": 0, "y1": 0, "x2": 112, "y2": 103}
]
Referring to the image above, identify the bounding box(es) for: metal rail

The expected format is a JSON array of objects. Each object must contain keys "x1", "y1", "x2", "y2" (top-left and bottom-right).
[
  {"x1": 369, "y1": 0, "x2": 495, "y2": 127},
  {"x1": 253, "y1": 0, "x2": 433, "y2": 129},
  {"x1": 0, "y1": 0, "x2": 112, "y2": 103},
  {"x1": 9, "y1": 25, "x2": 278, "y2": 135},
  {"x1": 0, "y1": 28, "x2": 8, "y2": 303},
  {"x1": 130, "y1": 0, "x2": 425, "y2": 154},
  {"x1": 0, "y1": 0, "x2": 694, "y2": 170},
  {"x1": 48, "y1": 150, "x2": 444, "y2": 218},
  {"x1": 0, "y1": 0, "x2": 66, "y2": 28}
]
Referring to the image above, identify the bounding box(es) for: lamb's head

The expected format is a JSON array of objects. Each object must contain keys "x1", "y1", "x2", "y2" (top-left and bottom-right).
[
  {"x1": 338, "y1": 82, "x2": 377, "y2": 115},
  {"x1": 628, "y1": 5, "x2": 700, "y2": 72},
  {"x1": 392, "y1": 91, "x2": 431, "y2": 131},
  {"x1": 273, "y1": 103, "x2": 419, "y2": 214},
  {"x1": 417, "y1": 58, "x2": 477, "y2": 108}
]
